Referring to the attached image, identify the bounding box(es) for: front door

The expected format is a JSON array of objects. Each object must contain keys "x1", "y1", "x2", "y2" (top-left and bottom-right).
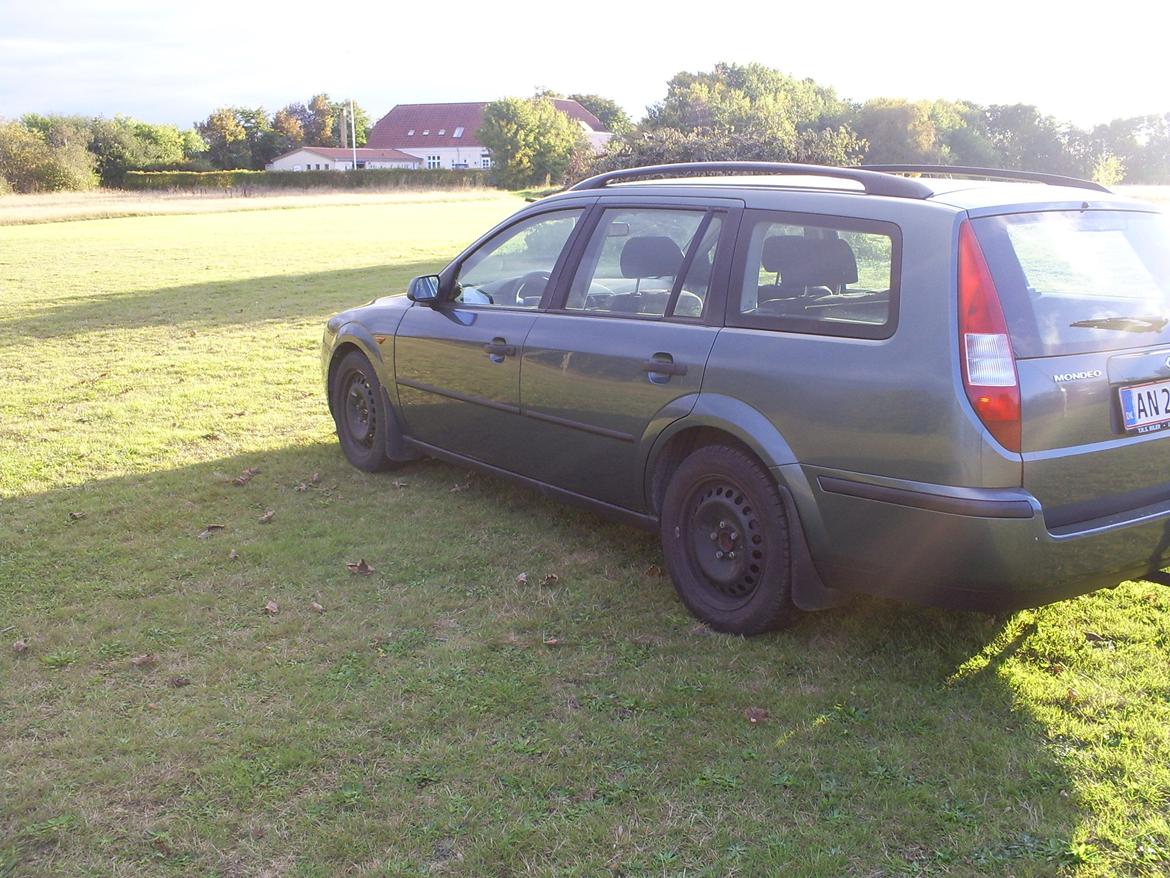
[
  {"x1": 395, "y1": 207, "x2": 586, "y2": 471},
  {"x1": 518, "y1": 205, "x2": 735, "y2": 510}
]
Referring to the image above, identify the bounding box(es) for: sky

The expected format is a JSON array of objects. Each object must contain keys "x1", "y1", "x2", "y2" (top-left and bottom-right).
[{"x1": 1, "y1": 0, "x2": 1167, "y2": 131}]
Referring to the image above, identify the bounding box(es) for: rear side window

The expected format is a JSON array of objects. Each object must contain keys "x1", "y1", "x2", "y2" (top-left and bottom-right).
[
  {"x1": 732, "y1": 210, "x2": 900, "y2": 339},
  {"x1": 972, "y1": 210, "x2": 1170, "y2": 357}
]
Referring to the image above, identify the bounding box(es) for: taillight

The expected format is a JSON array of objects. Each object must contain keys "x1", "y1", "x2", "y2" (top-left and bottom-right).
[{"x1": 958, "y1": 221, "x2": 1021, "y2": 452}]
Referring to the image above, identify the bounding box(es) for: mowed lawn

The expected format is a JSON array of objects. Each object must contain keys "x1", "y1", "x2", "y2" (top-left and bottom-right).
[{"x1": 1, "y1": 192, "x2": 1169, "y2": 878}]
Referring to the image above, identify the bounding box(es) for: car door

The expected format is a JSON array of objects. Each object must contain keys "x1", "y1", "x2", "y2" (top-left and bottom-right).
[
  {"x1": 518, "y1": 200, "x2": 741, "y2": 510},
  {"x1": 394, "y1": 206, "x2": 588, "y2": 471}
]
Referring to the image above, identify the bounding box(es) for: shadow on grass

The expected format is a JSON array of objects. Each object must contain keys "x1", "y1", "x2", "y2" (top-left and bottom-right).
[
  {"x1": 0, "y1": 260, "x2": 445, "y2": 341},
  {"x1": 2, "y1": 442, "x2": 1083, "y2": 876}
]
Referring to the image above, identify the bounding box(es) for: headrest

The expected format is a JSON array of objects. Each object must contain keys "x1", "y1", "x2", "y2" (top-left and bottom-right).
[
  {"x1": 761, "y1": 235, "x2": 858, "y2": 287},
  {"x1": 621, "y1": 236, "x2": 684, "y2": 279}
]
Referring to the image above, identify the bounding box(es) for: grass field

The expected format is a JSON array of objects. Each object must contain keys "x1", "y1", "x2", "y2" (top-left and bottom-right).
[{"x1": 2, "y1": 191, "x2": 1169, "y2": 878}]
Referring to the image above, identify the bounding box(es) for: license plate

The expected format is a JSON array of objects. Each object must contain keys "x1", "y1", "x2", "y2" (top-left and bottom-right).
[{"x1": 1119, "y1": 380, "x2": 1170, "y2": 433}]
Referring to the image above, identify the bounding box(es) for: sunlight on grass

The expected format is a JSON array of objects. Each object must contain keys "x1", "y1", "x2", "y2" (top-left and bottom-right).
[{"x1": 1, "y1": 192, "x2": 1168, "y2": 877}]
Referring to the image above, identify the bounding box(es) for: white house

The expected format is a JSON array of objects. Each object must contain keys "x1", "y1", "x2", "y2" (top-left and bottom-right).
[
  {"x1": 365, "y1": 100, "x2": 612, "y2": 170},
  {"x1": 266, "y1": 146, "x2": 422, "y2": 172}
]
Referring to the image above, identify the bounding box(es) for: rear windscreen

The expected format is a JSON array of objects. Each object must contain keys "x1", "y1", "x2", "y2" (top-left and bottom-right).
[{"x1": 972, "y1": 210, "x2": 1170, "y2": 357}]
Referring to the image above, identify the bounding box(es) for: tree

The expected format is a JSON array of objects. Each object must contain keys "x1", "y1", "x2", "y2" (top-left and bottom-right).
[
  {"x1": 0, "y1": 121, "x2": 97, "y2": 192},
  {"x1": 567, "y1": 93, "x2": 632, "y2": 134},
  {"x1": 985, "y1": 104, "x2": 1083, "y2": 175},
  {"x1": 478, "y1": 97, "x2": 585, "y2": 188},
  {"x1": 197, "y1": 108, "x2": 249, "y2": 169},
  {"x1": 271, "y1": 107, "x2": 304, "y2": 155},
  {"x1": 854, "y1": 99, "x2": 940, "y2": 164},
  {"x1": 304, "y1": 94, "x2": 334, "y2": 146},
  {"x1": 329, "y1": 99, "x2": 371, "y2": 147}
]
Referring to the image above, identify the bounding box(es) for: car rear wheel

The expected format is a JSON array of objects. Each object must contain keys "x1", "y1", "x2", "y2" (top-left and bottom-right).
[
  {"x1": 330, "y1": 350, "x2": 396, "y2": 472},
  {"x1": 660, "y1": 444, "x2": 796, "y2": 634}
]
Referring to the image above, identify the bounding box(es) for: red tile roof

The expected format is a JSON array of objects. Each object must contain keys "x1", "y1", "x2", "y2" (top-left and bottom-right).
[
  {"x1": 285, "y1": 146, "x2": 421, "y2": 163},
  {"x1": 367, "y1": 100, "x2": 606, "y2": 150}
]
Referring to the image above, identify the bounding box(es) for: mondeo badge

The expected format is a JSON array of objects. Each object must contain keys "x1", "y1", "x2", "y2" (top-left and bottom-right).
[{"x1": 1053, "y1": 369, "x2": 1103, "y2": 383}]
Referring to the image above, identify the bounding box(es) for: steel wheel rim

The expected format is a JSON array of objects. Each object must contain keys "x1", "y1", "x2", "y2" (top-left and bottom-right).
[
  {"x1": 682, "y1": 477, "x2": 765, "y2": 607},
  {"x1": 343, "y1": 370, "x2": 377, "y2": 449}
]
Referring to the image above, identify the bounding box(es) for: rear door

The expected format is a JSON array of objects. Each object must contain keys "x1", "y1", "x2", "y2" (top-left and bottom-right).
[
  {"x1": 972, "y1": 208, "x2": 1170, "y2": 526},
  {"x1": 517, "y1": 200, "x2": 740, "y2": 510},
  {"x1": 395, "y1": 206, "x2": 586, "y2": 472}
]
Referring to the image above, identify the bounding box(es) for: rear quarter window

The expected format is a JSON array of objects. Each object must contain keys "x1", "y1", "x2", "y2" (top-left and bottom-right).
[
  {"x1": 729, "y1": 210, "x2": 901, "y2": 339},
  {"x1": 972, "y1": 210, "x2": 1170, "y2": 357}
]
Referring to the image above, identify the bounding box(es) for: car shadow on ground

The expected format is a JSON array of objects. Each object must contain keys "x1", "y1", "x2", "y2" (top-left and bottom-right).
[
  {"x1": 2, "y1": 260, "x2": 446, "y2": 341},
  {"x1": 3, "y1": 442, "x2": 1083, "y2": 875}
]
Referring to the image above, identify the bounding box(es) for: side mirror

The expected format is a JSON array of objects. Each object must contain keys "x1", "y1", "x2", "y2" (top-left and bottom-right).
[{"x1": 407, "y1": 274, "x2": 441, "y2": 305}]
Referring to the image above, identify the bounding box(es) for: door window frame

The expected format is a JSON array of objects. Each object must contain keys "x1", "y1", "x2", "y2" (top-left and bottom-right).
[
  {"x1": 544, "y1": 196, "x2": 743, "y2": 326},
  {"x1": 436, "y1": 200, "x2": 597, "y2": 312}
]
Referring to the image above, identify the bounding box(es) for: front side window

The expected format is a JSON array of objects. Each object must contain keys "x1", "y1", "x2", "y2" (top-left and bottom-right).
[
  {"x1": 735, "y1": 211, "x2": 899, "y2": 338},
  {"x1": 565, "y1": 208, "x2": 719, "y2": 318},
  {"x1": 454, "y1": 209, "x2": 583, "y2": 307}
]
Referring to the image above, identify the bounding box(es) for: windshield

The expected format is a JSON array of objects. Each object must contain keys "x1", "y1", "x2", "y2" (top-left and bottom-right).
[{"x1": 972, "y1": 210, "x2": 1170, "y2": 357}]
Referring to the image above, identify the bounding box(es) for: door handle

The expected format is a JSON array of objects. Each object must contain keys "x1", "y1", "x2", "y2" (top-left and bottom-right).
[
  {"x1": 641, "y1": 357, "x2": 687, "y2": 377},
  {"x1": 483, "y1": 339, "x2": 517, "y2": 357}
]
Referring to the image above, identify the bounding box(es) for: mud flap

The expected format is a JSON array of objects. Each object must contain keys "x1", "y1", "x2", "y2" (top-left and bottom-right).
[{"x1": 777, "y1": 485, "x2": 849, "y2": 611}]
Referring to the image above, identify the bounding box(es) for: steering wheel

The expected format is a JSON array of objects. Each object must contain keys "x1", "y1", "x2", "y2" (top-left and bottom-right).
[{"x1": 512, "y1": 271, "x2": 551, "y2": 305}]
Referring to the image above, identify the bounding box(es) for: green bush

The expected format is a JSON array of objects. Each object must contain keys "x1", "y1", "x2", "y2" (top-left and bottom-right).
[
  {"x1": 0, "y1": 121, "x2": 98, "y2": 192},
  {"x1": 122, "y1": 168, "x2": 490, "y2": 192}
]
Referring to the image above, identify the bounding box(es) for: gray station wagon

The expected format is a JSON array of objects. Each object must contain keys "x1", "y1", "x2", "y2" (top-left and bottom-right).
[{"x1": 321, "y1": 161, "x2": 1170, "y2": 633}]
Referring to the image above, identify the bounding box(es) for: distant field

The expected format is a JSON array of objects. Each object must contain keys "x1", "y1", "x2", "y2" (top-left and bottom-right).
[
  {"x1": 0, "y1": 188, "x2": 514, "y2": 226},
  {"x1": 1, "y1": 192, "x2": 1168, "y2": 877}
]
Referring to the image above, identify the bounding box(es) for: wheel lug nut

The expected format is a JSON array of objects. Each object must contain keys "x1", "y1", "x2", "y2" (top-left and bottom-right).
[
  {"x1": 728, "y1": 552, "x2": 736, "y2": 560},
  {"x1": 710, "y1": 531, "x2": 718, "y2": 541},
  {"x1": 729, "y1": 531, "x2": 738, "y2": 541},
  {"x1": 719, "y1": 521, "x2": 727, "y2": 528},
  {"x1": 715, "y1": 551, "x2": 724, "y2": 560}
]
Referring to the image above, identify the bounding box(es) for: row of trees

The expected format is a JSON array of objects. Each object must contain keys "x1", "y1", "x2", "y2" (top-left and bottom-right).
[
  {"x1": 0, "y1": 115, "x2": 207, "y2": 192},
  {"x1": 0, "y1": 93, "x2": 372, "y2": 192},
  {"x1": 484, "y1": 64, "x2": 1170, "y2": 188},
  {"x1": 195, "y1": 94, "x2": 372, "y2": 171}
]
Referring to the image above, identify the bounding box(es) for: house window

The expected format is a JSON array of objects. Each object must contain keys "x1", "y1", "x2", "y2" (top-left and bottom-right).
[
  {"x1": 481, "y1": 158, "x2": 491, "y2": 169},
  {"x1": 438, "y1": 129, "x2": 445, "y2": 135},
  {"x1": 422, "y1": 129, "x2": 430, "y2": 135},
  {"x1": 407, "y1": 129, "x2": 415, "y2": 135},
  {"x1": 453, "y1": 127, "x2": 464, "y2": 138},
  {"x1": 427, "y1": 155, "x2": 441, "y2": 169}
]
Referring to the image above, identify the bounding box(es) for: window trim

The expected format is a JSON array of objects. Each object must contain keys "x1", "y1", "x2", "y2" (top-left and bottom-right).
[
  {"x1": 546, "y1": 202, "x2": 737, "y2": 326},
  {"x1": 725, "y1": 209, "x2": 903, "y2": 341}
]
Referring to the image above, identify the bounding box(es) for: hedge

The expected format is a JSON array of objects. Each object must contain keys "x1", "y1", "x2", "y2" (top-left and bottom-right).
[{"x1": 122, "y1": 168, "x2": 490, "y2": 192}]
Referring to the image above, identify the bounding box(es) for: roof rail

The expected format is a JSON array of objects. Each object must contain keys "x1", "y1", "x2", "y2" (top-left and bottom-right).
[
  {"x1": 858, "y1": 164, "x2": 1111, "y2": 194},
  {"x1": 568, "y1": 161, "x2": 934, "y2": 199}
]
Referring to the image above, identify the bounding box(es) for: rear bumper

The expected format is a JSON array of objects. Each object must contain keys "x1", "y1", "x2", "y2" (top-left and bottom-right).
[{"x1": 781, "y1": 464, "x2": 1170, "y2": 611}]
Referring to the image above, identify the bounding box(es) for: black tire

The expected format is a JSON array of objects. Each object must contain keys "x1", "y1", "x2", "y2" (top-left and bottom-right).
[
  {"x1": 330, "y1": 350, "x2": 396, "y2": 472},
  {"x1": 660, "y1": 444, "x2": 796, "y2": 634}
]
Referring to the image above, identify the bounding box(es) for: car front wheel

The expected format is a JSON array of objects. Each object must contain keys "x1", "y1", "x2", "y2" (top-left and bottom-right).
[
  {"x1": 660, "y1": 444, "x2": 796, "y2": 634},
  {"x1": 330, "y1": 350, "x2": 395, "y2": 472}
]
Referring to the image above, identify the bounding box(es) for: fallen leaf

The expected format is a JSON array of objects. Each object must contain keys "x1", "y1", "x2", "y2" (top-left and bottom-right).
[
  {"x1": 744, "y1": 707, "x2": 769, "y2": 724},
  {"x1": 309, "y1": 473, "x2": 321, "y2": 484},
  {"x1": 168, "y1": 676, "x2": 191, "y2": 688},
  {"x1": 643, "y1": 564, "x2": 664, "y2": 577},
  {"x1": 201, "y1": 432, "x2": 221, "y2": 441},
  {"x1": 264, "y1": 600, "x2": 279, "y2": 615},
  {"x1": 197, "y1": 524, "x2": 226, "y2": 540},
  {"x1": 68, "y1": 511, "x2": 86, "y2": 521},
  {"x1": 515, "y1": 572, "x2": 529, "y2": 585},
  {"x1": 130, "y1": 653, "x2": 158, "y2": 668},
  {"x1": 346, "y1": 559, "x2": 374, "y2": 575},
  {"x1": 690, "y1": 624, "x2": 713, "y2": 636},
  {"x1": 295, "y1": 482, "x2": 308, "y2": 492},
  {"x1": 258, "y1": 509, "x2": 275, "y2": 524},
  {"x1": 228, "y1": 549, "x2": 239, "y2": 561},
  {"x1": 232, "y1": 467, "x2": 260, "y2": 487},
  {"x1": 542, "y1": 637, "x2": 561, "y2": 647},
  {"x1": 1084, "y1": 631, "x2": 1107, "y2": 642},
  {"x1": 309, "y1": 600, "x2": 325, "y2": 614},
  {"x1": 541, "y1": 573, "x2": 560, "y2": 586},
  {"x1": 13, "y1": 639, "x2": 28, "y2": 654},
  {"x1": 392, "y1": 480, "x2": 409, "y2": 489},
  {"x1": 449, "y1": 482, "x2": 470, "y2": 494}
]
